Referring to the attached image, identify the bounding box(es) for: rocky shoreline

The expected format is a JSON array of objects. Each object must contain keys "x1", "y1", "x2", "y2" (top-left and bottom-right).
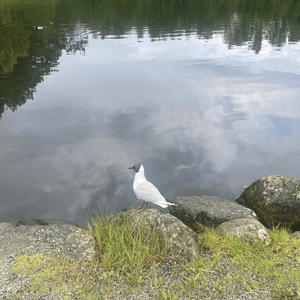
[{"x1": 1, "y1": 174, "x2": 300, "y2": 299}]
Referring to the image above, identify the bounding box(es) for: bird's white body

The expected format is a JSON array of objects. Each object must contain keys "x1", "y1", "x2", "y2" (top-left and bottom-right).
[{"x1": 129, "y1": 164, "x2": 178, "y2": 209}]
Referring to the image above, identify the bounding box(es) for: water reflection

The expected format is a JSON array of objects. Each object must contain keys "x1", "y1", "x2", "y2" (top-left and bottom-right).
[
  {"x1": 272, "y1": 137, "x2": 300, "y2": 161},
  {"x1": 1, "y1": 0, "x2": 300, "y2": 117},
  {"x1": 1, "y1": 0, "x2": 300, "y2": 229}
]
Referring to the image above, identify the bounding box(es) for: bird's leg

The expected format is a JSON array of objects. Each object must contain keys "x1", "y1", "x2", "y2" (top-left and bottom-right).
[{"x1": 137, "y1": 201, "x2": 146, "y2": 210}]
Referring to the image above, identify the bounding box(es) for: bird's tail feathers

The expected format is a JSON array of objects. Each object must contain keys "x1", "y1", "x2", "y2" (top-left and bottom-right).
[
  {"x1": 152, "y1": 199, "x2": 179, "y2": 208},
  {"x1": 165, "y1": 199, "x2": 179, "y2": 207}
]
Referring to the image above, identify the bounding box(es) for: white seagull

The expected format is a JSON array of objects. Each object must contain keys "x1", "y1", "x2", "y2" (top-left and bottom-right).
[{"x1": 128, "y1": 163, "x2": 179, "y2": 210}]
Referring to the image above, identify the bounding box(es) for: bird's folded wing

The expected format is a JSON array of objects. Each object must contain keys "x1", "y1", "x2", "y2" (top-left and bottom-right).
[{"x1": 134, "y1": 181, "x2": 166, "y2": 203}]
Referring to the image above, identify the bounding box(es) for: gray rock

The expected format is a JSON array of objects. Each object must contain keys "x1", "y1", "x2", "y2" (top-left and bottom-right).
[
  {"x1": 108, "y1": 208, "x2": 201, "y2": 263},
  {"x1": 16, "y1": 216, "x2": 79, "y2": 227},
  {"x1": 235, "y1": 197, "x2": 245, "y2": 206},
  {"x1": 237, "y1": 175, "x2": 300, "y2": 230},
  {"x1": 0, "y1": 222, "x2": 100, "y2": 299},
  {"x1": 0, "y1": 222, "x2": 98, "y2": 263},
  {"x1": 216, "y1": 218, "x2": 271, "y2": 243},
  {"x1": 290, "y1": 231, "x2": 300, "y2": 240},
  {"x1": 170, "y1": 195, "x2": 258, "y2": 231}
]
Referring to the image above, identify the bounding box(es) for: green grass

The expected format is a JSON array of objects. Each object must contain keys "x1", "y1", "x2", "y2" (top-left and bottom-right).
[
  {"x1": 10, "y1": 204, "x2": 300, "y2": 299},
  {"x1": 86, "y1": 205, "x2": 170, "y2": 284}
]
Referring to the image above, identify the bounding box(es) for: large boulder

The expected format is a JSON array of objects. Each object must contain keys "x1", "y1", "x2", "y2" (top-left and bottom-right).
[
  {"x1": 0, "y1": 221, "x2": 98, "y2": 264},
  {"x1": 236, "y1": 175, "x2": 300, "y2": 231},
  {"x1": 0, "y1": 220, "x2": 100, "y2": 300},
  {"x1": 16, "y1": 217, "x2": 80, "y2": 227},
  {"x1": 170, "y1": 195, "x2": 258, "y2": 231},
  {"x1": 216, "y1": 218, "x2": 271, "y2": 243},
  {"x1": 107, "y1": 208, "x2": 201, "y2": 263}
]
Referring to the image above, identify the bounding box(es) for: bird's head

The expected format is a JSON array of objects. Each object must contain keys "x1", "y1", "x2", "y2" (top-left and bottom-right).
[{"x1": 128, "y1": 164, "x2": 142, "y2": 173}]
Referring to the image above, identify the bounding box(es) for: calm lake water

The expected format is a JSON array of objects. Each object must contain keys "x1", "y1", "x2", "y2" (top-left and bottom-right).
[{"x1": 1, "y1": 0, "x2": 300, "y2": 229}]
